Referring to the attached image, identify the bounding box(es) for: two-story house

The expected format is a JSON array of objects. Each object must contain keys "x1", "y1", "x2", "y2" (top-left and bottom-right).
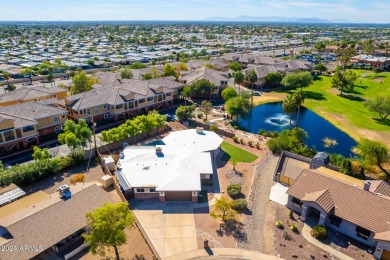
[{"x1": 0, "y1": 87, "x2": 67, "y2": 107}]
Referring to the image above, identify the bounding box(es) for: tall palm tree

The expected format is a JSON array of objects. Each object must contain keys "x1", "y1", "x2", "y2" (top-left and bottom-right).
[
  {"x1": 233, "y1": 70, "x2": 244, "y2": 95},
  {"x1": 293, "y1": 88, "x2": 305, "y2": 128},
  {"x1": 282, "y1": 95, "x2": 296, "y2": 129},
  {"x1": 248, "y1": 70, "x2": 258, "y2": 109}
]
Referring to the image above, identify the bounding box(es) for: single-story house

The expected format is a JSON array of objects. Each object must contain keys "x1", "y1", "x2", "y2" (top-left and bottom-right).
[{"x1": 115, "y1": 128, "x2": 223, "y2": 202}]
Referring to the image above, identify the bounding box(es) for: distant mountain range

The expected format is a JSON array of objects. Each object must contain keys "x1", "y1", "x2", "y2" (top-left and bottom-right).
[{"x1": 203, "y1": 16, "x2": 358, "y2": 23}]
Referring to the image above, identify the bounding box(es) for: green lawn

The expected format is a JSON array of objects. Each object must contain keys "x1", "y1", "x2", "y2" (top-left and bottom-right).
[
  {"x1": 220, "y1": 141, "x2": 258, "y2": 163},
  {"x1": 262, "y1": 70, "x2": 390, "y2": 143}
]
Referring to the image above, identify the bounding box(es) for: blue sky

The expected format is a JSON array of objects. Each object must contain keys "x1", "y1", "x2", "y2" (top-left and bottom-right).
[{"x1": 1, "y1": 0, "x2": 389, "y2": 23}]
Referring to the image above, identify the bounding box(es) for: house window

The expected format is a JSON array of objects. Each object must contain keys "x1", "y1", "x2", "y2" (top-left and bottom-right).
[
  {"x1": 147, "y1": 96, "x2": 154, "y2": 102},
  {"x1": 139, "y1": 99, "x2": 145, "y2": 104},
  {"x1": 166, "y1": 92, "x2": 171, "y2": 96},
  {"x1": 54, "y1": 116, "x2": 59, "y2": 122},
  {"x1": 103, "y1": 105, "x2": 108, "y2": 110},
  {"x1": 86, "y1": 109, "x2": 91, "y2": 114},
  {"x1": 95, "y1": 107, "x2": 99, "y2": 112},
  {"x1": 23, "y1": 125, "x2": 35, "y2": 133},
  {"x1": 15, "y1": 129, "x2": 22, "y2": 138},
  {"x1": 104, "y1": 114, "x2": 110, "y2": 119},
  {"x1": 329, "y1": 214, "x2": 342, "y2": 227},
  {"x1": 116, "y1": 104, "x2": 123, "y2": 109},
  {"x1": 55, "y1": 126, "x2": 61, "y2": 133},
  {"x1": 137, "y1": 188, "x2": 145, "y2": 193},
  {"x1": 4, "y1": 130, "x2": 15, "y2": 142},
  {"x1": 292, "y1": 197, "x2": 303, "y2": 209},
  {"x1": 149, "y1": 188, "x2": 156, "y2": 192},
  {"x1": 355, "y1": 226, "x2": 371, "y2": 240},
  {"x1": 128, "y1": 102, "x2": 134, "y2": 109}
]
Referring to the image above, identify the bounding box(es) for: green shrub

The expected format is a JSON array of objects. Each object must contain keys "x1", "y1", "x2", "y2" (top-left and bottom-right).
[
  {"x1": 210, "y1": 124, "x2": 219, "y2": 132},
  {"x1": 70, "y1": 148, "x2": 85, "y2": 166},
  {"x1": 232, "y1": 136, "x2": 238, "y2": 143},
  {"x1": 61, "y1": 156, "x2": 74, "y2": 169},
  {"x1": 275, "y1": 220, "x2": 283, "y2": 228},
  {"x1": 233, "y1": 199, "x2": 248, "y2": 210},
  {"x1": 290, "y1": 224, "x2": 298, "y2": 232},
  {"x1": 197, "y1": 113, "x2": 203, "y2": 119},
  {"x1": 227, "y1": 183, "x2": 242, "y2": 198},
  {"x1": 311, "y1": 225, "x2": 327, "y2": 239},
  {"x1": 340, "y1": 158, "x2": 352, "y2": 175}
]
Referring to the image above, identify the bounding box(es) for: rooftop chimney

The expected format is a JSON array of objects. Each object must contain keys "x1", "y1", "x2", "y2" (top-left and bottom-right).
[
  {"x1": 363, "y1": 181, "x2": 371, "y2": 191},
  {"x1": 156, "y1": 147, "x2": 163, "y2": 154},
  {"x1": 196, "y1": 127, "x2": 204, "y2": 134}
]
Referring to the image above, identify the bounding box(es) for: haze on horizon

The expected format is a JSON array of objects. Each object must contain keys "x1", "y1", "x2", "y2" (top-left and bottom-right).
[{"x1": 0, "y1": 0, "x2": 389, "y2": 23}]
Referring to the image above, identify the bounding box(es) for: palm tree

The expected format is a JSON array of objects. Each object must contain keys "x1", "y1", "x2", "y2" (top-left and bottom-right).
[
  {"x1": 233, "y1": 70, "x2": 244, "y2": 94},
  {"x1": 47, "y1": 66, "x2": 56, "y2": 87},
  {"x1": 293, "y1": 88, "x2": 305, "y2": 128},
  {"x1": 248, "y1": 70, "x2": 258, "y2": 109},
  {"x1": 282, "y1": 95, "x2": 296, "y2": 129},
  {"x1": 21, "y1": 68, "x2": 33, "y2": 84}
]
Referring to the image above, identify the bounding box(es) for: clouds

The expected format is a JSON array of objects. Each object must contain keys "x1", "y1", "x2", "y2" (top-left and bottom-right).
[{"x1": 0, "y1": 0, "x2": 388, "y2": 23}]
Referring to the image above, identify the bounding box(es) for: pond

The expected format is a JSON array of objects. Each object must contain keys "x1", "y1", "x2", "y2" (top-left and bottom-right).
[{"x1": 238, "y1": 102, "x2": 357, "y2": 157}]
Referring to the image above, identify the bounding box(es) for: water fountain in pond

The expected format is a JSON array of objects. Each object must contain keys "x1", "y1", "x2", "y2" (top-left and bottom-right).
[{"x1": 264, "y1": 113, "x2": 293, "y2": 127}]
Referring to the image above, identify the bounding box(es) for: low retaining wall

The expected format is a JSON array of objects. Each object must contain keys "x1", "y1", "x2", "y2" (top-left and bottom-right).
[{"x1": 195, "y1": 121, "x2": 235, "y2": 138}]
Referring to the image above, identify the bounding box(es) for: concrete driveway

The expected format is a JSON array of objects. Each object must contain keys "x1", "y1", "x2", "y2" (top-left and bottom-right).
[{"x1": 131, "y1": 200, "x2": 198, "y2": 259}]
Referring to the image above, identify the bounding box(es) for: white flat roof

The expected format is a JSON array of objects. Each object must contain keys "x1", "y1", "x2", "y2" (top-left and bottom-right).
[
  {"x1": 162, "y1": 129, "x2": 223, "y2": 154},
  {"x1": 118, "y1": 145, "x2": 213, "y2": 192}
]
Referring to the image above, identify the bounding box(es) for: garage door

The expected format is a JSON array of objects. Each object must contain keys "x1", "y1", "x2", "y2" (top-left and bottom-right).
[
  {"x1": 382, "y1": 249, "x2": 390, "y2": 260},
  {"x1": 165, "y1": 191, "x2": 192, "y2": 201}
]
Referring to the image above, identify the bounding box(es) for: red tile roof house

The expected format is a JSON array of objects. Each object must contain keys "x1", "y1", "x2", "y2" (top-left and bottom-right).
[{"x1": 286, "y1": 168, "x2": 390, "y2": 259}]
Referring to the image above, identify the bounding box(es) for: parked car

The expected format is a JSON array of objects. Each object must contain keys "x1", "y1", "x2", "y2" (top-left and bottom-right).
[{"x1": 253, "y1": 91, "x2": 261, "y2": 96}]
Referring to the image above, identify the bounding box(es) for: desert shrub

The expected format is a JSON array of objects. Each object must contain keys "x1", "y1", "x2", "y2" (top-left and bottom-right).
[
  {"x1": 283, "y1": 231, "x2": 291, "y2": 240},
  {"x1": 197, "y1": 113, "x2": 203, "y2": 119},
  {"x1": 61, "y1": 156, "x2": 73, "y2": 169},
  {"x1": 240, "y1": 138, "x2": 245, "y2": 145},
  {"x1": 255, "y1": 142, "x2": 260, "y2": 149},
  {"x1": 232, "y1": 199, "x2": 248, "y2": 210},
  {"x1": 275, "y1": 220, "x2": 283, "y2": 228},
  {"x1": 288, "y1": 210, "x2": 294, "y2": 219},
  {"x1": 311, "y1": 225, "x2": 327, "y2": 239},
  {"x1": 203, "y1": 118, "x2": 207, "y2": 122},
  {"x1": 232, "y1": 136, "x2": 238, "y2": 143},
  {"x1": 70, "y1": 173, "x2": 85, "y2": 185},
  {"x1": 248, "y1": 140, "x2": 253, "y2": 147},
  {"x1": 227, "y1": 183, "x2": 242, "y2": 198},
  {"x1": 290, "y1": 224, "x2": 298, "y2": 232},
  {"x1": 210, "y1": 124, "x2": 219, "y2": 132}
]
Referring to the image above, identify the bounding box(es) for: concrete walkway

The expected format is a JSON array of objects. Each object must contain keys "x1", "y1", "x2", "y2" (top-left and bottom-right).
[
  {"x1": 302, "y1": 223, "x2": 354, "y2": 260},
  {"x1": 164, "y1": 248, "x2": 284, "y2": 260}
]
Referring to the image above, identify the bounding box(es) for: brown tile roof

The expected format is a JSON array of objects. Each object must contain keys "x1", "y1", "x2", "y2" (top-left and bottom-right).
[
  {"x1": 370, "y1": 181, "x2": 390, "y2": 197},
  {"x1": 301, "y1": 189, "x2": 335, "y2": 213},
  {"x1": 287, "y1": 169, "x2": 390, "y2": 233},
  {"x1": 0, "y1": 102, "x2": 68, "y2": 120},
  {"x1": 0, "y1": 87, "x2": 65, "y2": 104},
  {"x1": 0, "y1": 185, "x2": 115, "y2": 260},
  {"x1": 179, "y1": 66, "x2": 228, "y2": 86}
]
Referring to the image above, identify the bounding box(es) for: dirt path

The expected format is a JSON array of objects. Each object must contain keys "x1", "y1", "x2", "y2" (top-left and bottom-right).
[{"x1": 237, "y1": 153, "x2": 279, "y2": 252}]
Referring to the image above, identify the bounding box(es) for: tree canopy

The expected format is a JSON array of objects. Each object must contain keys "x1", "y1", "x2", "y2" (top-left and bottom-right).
[
  {"x1": 84, "y1": 202, "x2": 135, "y2": 260},
  {"x1": 228, "y1": 61, "x2": 242, "y2": 72},
  {"x1": 314, "y1": 41, "x2": 326, "y2": 52},
  {"x1": 175, "y1": 105, "x2": 195, "y2": 122},
  {"x1": 129, "y1": 62, "x2": 147, "y2": 69},
  {"x1": 99, "y1": 111, "x2": 166, "y2": 143},
  {"x1": 366, "y1": 96, "x2": 390, "y2": 121},
  {"x1": 315, "y1": 62, "x2": 327, "y2": 73},
  {"x1": 71, "y1": 71, "x2": 99, "y2": 94},
  {"x1": 200, "y1": 100, "x2": 212, "y2": 120},
  {"x1": 210, "y1": 197, "x2": 237, "y2": 223},
  {"x1": 331, "y1": 66, "x2": 357, "y2": 95},
  {"x1": 58, "y1": 119, "x2": 92, "y2": 149},
  {"x1": 281, "y1": 71, "x2": 313, "y2": 89},
  {"x1": 356, "y1": 138, "x2": 389, "y2": 181},
  {"x1": 265, "y1": 72, "x2": 283, "y2": 87},
  {"x1": 225, "y1": 93, "x2": 251, "y2": 121},
  {"x1": 221, "y1": 87, "x2": 238, "y2": 101},
  {"x1": 187, "y1": 79, "x2": 217, "y2": 99},
  {"x1": 163, "y1": 63, "x2": 177, "y2": 77}
]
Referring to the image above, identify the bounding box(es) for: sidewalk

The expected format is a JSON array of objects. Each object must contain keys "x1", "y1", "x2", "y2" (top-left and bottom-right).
[
  {"x1": 301, "y1": 223, "x2": 354, "y2": 260},
  {"x1": 163, "y1": 248, "x2": 283, "y2": 260}
]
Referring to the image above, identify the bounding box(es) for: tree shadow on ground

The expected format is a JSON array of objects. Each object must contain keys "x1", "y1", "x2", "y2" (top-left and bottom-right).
[
  {"x1": 339, "y1": 94, "x2": 366, "y2": 102},
  {"x1": 355, "y1": 85, "x2": 368, "y2": 89},
  {"x1": 373, "y1": 118, "x2": 390, "y2": 126},
  {"x1": 313, "y1": 77, "x2": 323, "y2": 81},
  {"x1": 217, "y1": 220, "x2": 247, "y2": 243},
  {"x1": 133, "y1": 255, "x2": 146, "y2": 260},
  {"x1": 304, "y1": 91, "x2": 326, "y2": 101}
]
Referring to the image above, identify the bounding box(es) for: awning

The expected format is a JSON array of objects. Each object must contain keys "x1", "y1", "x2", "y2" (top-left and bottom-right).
[{"x1": 115, "y1": 171, "x2": 132, "y2": 191}]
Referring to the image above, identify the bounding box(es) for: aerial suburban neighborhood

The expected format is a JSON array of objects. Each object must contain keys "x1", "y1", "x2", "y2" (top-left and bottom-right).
[{"x1": 0, "y1": 1, "x2": 390, "y2": 260}]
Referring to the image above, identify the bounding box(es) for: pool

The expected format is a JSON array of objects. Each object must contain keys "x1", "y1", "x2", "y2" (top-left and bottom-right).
[{"x1": 144, "y1": 139, "x2": 165, "y2": 146}]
